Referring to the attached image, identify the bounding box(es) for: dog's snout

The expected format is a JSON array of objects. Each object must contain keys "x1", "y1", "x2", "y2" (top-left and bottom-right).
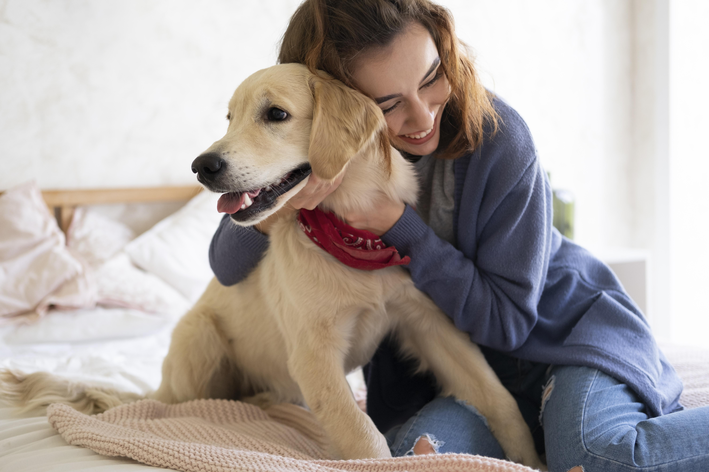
[{"x1": 191, "y1": 153, "x2": 225, "y2": 180}]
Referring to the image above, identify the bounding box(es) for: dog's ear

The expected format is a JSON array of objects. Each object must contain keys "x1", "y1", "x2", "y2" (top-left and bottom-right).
[{"x1": 309, "y1": 73, "x2": 387, "y2": 180}]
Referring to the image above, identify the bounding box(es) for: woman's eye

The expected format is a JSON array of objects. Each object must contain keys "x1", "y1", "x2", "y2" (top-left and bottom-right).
[
  {"x1": 382, "y1": 102, "x2": 399, "y2": 115},
  {"x1": 266, "y1": 107, "x2": 288, "y2": 121}
]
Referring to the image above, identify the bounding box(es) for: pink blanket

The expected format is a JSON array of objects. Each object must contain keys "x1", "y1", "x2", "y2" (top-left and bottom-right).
[
  {"x1": 47, "y1": 399, "x2": 536, "y2": 472},
  {"x1": 45, "y1": 345, "x2": 709, "y2": 471}
]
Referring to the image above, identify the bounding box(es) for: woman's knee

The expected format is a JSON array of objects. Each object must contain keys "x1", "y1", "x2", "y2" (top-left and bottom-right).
[{"x1": 387, "y1": 396, "x2": 506, "y2": 458}]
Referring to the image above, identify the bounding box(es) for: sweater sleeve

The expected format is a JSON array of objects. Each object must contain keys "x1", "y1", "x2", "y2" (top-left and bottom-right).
[
  {"x1": 209, "y1": 214, "x2": 270, "y2": 286},
  {"x1": 381, "y1": 106, "x2": 552, "y2": 352}
]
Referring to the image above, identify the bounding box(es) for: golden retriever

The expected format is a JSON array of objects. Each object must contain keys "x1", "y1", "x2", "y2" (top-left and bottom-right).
[{"x1": 1, "y1": 63, "x2": 543, "y2": 469}]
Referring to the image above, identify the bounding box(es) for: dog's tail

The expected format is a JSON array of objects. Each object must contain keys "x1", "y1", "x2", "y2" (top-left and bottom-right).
[{"x1": 0, "y1": 369, "x2": 143, "y2": 415}]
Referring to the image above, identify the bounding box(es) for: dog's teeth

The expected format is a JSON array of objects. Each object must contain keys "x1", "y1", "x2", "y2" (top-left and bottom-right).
[
  {"x1": 244, "y1": 194, "x2": 252, "y2": 207},
  {"x1": 266, "y1": 186, "x2": 272, "y2": 191},
  {"x1": 241, "y1": 204, "x2": 246, "y2": 210}
]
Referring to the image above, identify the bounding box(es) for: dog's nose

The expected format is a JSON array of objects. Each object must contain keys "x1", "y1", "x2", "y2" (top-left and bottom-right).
[{"x1": 191, "y1": 152, "x2": 225, "y2": 180}]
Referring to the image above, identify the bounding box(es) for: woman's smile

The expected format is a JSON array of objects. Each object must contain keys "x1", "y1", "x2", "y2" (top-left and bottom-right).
[{"x1": 396, "y1": 109, "x2": 441, "y2": 146}]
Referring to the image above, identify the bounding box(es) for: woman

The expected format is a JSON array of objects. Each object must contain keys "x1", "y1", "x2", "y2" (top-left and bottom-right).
[{"x1": 209, "y1": 1, "x2": 709, "y2": 470}]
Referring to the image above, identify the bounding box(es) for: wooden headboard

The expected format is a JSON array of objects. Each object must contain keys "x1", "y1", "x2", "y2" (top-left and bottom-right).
[{"x1": 38, "y1": 186, "x2": 202, "y2": 232}]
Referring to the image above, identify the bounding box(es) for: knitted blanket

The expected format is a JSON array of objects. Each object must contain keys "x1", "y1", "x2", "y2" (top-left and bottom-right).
[
  {"x1": 47, "y1": 399, "x2": 536, "y2": 472},
  {"x1": 45, "y1": 345, "x2": 709, "y2": 472}
]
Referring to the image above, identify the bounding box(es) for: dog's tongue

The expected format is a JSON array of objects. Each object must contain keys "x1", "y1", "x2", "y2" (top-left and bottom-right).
[
  {"x1": 217, "y1": 193, "x2": 245, "y2": 214},
  {"x1": 217, "y1": 189, "x2": 262, "y2": 214}
]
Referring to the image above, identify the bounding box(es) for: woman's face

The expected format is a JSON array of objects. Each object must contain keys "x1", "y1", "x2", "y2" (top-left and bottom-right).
[{"x1": 351, "y1": 22, "x2": 451, "y2": 156}]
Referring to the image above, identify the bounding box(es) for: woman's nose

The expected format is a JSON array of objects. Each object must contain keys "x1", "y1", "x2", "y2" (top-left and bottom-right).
[{"x1": 406, "y1": 98, "x2": 435, "y2": 132}]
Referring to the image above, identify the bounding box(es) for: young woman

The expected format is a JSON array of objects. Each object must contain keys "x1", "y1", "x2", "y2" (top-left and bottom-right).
[{"x1": 209, "y1": 1, "x2": 709, "y2": 470}]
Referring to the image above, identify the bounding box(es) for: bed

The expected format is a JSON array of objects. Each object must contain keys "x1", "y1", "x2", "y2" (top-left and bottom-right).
[{"x1": 1, "y1": 181, "x2": 708, "y2": 472}]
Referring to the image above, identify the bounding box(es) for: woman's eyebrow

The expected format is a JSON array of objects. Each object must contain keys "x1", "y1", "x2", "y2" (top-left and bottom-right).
[
  {"x1": 419, "y1": 57, "x2": 441, "y2": 85},
  {"x1": 374, "y1": 57, "x2": 441, "y2": 105}
]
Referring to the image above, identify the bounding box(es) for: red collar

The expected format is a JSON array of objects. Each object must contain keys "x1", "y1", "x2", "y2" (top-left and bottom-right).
[{"x1": 297, "y1": 208, "x2": 410, "y2": 271}]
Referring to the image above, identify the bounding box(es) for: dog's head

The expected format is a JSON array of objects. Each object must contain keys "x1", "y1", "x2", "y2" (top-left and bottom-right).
[{"x1": 191, "y1": 63, "x2": 388, "y2": 226}]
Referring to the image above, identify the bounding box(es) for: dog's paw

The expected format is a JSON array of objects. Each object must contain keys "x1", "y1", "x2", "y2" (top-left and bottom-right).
[{"x1": 337, "y1": 430, "x2": 391, "y2": 460}]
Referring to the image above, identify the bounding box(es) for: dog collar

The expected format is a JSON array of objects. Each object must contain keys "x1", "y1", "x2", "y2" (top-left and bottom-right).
[{"x1": 297, "y1": 208, "x2": 410, "y2": 271}]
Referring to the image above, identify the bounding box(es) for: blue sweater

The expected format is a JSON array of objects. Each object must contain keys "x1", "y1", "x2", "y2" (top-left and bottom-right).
[{"x1": 208, "y1": 99, "x2": 683, "y2": 429}]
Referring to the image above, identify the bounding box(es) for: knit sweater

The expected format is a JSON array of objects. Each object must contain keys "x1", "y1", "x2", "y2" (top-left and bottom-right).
[{"x1": 208, "y1": 99, "x2": 683, "y2": 429}]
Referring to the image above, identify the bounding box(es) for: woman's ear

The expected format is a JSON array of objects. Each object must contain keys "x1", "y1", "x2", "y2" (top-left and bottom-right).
[{"x1": 308, "y1": 73, "x2": 387, "y2": 180}]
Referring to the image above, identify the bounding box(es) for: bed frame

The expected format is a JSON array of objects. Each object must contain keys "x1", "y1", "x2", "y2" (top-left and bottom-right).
[{"x1": 39, "y1": 186, "x2": 202, "y2": 232}]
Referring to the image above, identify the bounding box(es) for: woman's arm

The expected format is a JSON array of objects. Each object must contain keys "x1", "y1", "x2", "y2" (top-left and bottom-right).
[{"x1": 381, "y1": 105, "x2": 553, "y2": 352}]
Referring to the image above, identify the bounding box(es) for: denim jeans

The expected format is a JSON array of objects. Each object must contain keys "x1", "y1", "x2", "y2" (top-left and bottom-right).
[{"x1": 384, "y1": 365, "x2": 709, "y2": 471}]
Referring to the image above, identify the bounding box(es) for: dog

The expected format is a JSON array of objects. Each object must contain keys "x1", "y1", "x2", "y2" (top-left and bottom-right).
[{"x1": 1, "y1": 63, "x2": 544, "y2": 469}]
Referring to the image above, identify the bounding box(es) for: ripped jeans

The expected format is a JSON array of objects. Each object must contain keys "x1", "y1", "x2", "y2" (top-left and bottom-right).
[
  {"x1": 384, "y1": 365, "x2": 709, "y2": 471},
  {"x1": 384, "y1": 395, "x2": 508, "y2": 457}
]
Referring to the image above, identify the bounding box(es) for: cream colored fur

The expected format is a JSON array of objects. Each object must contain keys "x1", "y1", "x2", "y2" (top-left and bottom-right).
[{"x1": 0, "y1": 64, "x2": 544, "y2": 470}]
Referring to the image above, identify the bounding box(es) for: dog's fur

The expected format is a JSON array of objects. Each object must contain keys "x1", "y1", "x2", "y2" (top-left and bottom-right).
[{"x1": 0, "y1": 64, "x2": 543, "y2": 469}]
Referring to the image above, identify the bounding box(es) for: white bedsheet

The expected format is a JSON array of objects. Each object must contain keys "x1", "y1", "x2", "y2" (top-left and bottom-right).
[
  {"x1": 0, "y1": 404, "x2": 174, "y2": 471},
  {"x1": 0, "y1": 307, "x2": 368, "y2": 472},
  {"x1": 0, "y1": 308, "x2": 179, "y2": 471}
]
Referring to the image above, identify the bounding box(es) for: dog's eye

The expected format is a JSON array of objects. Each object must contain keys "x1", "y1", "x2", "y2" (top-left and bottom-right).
[
  {"x1": 226, "y1": 112, "x2": 231, "y2": 121},
  {"x1": 266, "y1": 107, "x2": 288, "y2": 122}
]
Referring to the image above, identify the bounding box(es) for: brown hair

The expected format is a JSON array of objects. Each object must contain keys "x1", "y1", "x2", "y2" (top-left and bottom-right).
[{"x1": 278, "y1": 0, "x2": 498, "y2": 159}]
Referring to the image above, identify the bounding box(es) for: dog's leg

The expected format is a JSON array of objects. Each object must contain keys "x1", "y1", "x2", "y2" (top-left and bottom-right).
[
  {"x1": 390, "y1": 289, "x2": 546, "y2": 470},
  {"x1": 283, "y1": 312, "x2": 390, "y2": 460},
  {"x1": 152, "y1": 306, "x2": 232, "y2": 404}
]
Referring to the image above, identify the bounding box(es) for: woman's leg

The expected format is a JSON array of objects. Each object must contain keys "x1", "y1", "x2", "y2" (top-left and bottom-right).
[
  {"x1": 385, "y1": 395, "x2": 507, "y2": 458},
  {"x1": 543, "y1": 365, "x2": 709, "y2": 472}
]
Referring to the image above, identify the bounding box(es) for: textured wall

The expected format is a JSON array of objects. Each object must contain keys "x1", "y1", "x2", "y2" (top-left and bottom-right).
[
  {"x1": 0, "y1": 0, "x2": 301, "y2": 189},
  {"x1": 1, "y1": 0, "x2": 644, "y2": 250}
]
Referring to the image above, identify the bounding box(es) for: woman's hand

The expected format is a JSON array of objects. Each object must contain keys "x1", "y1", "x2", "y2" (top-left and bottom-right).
[
  {"x1": 255, "y1": 171, "x2": 405, "y2": 237},
  {"x1": 342, "y1": 194, "x2": 405, "y2": 236},
  {"x1": 288, "y1": 172, "x2": 345, "y2": 210},
  {"x1": 255, "y1": 172, "x2": 344, "y2": 234}
]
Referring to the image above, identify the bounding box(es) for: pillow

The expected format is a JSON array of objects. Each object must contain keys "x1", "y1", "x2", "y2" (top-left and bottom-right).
[
  {"x1": 64, "y1": 205, "x2": 190, "y2": 316},
  {"x1": 0, "y1": 181, "x2": 85, "y2": 318},
  {"x1": 124, "y1": 190, "x2": 222, "y2": 302},
  {"x1": 34, "y1": 259, "x2": 97, "y2": 317},
  {"x1": 67, "y1": 207, "x2": 136, "y2": 269},
  {"x1": 94, "y1": 253, "x2": 191, "y2": 316}
]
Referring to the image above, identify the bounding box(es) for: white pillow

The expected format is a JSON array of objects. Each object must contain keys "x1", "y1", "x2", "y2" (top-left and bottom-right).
[
  {"x1": 0, "y1": 181, "x2": 84, "y2": 318},
  {"x1": 124, "y1": 190, "x2": 222, "y2": 302},
  {"x1": 94, "y1": 253, "x2": 191, "y2": 316},
  {"x1": 67, "y1": 207, "x2": 136, "y2": 269}
]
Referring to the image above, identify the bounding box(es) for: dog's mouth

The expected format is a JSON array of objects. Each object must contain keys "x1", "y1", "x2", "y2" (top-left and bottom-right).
[{"x1": 217, "y1": 163, "x2": 312, "y2": 222}]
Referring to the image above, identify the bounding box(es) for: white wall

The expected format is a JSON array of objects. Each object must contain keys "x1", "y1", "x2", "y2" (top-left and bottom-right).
[
  {"x1": 0, "y1": 0, "x2": 301, "y2": 189},
  {"x1": 669, "y1": 0, "x2": 709, "y2": 347},
  {"x1": 628, "y1": 0, "x2": 671, "y2": 339}
]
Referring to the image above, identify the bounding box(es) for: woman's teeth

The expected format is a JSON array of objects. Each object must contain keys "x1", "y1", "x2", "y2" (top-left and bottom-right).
[{"x1": 403, "y1": 128, "x2": 433, "y2": 139}]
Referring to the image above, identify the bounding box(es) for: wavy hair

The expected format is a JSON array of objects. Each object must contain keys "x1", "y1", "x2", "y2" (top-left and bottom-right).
[{"x1": 278, "y1": 0, "x2": 498, "y2": 159}]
